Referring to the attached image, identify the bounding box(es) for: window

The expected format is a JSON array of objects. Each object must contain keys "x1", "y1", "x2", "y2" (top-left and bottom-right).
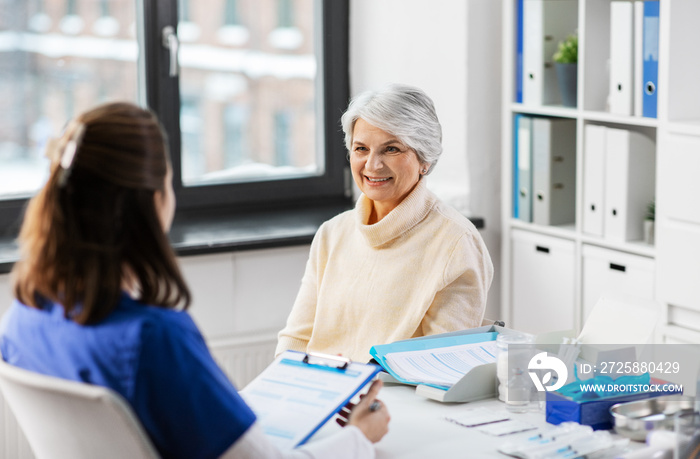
[{"x1": 0, "y1": 0, "x2": 349, "y2": 235}]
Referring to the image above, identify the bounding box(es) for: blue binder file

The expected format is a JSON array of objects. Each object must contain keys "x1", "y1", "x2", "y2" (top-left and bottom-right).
[
  {"x1": 370, "y1": 326, "x2": 513, "y2": 403},
  {"x1": 369, "y1": 331, "x2": 498, "y2": 390},
  {"x1": 642, "y1": 0, "x2": 659, "y2": 118}
]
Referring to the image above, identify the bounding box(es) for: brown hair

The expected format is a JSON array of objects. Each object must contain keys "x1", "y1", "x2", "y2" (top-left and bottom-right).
[{"x1": 12, "y1": 102, "x2": 191, "y2": 324}]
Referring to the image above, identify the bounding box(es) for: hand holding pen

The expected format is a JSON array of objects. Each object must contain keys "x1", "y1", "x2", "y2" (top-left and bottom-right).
[{"x1": 335, "y1": 379, "x2": 390, "y2": 443}]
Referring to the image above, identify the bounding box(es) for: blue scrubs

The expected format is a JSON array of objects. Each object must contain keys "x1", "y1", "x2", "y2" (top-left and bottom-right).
[{"x1": 0, "y1": 293, "x2": 256, "y2": 459}]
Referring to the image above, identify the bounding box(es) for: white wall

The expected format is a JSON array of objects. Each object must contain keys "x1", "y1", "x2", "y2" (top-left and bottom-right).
[
  {"x1": 349, "y1": 0, "x2": 470, "y2": 212},
  {"x1": 465, "y1": 1, "x2": 503, "y2": 321},
  {"x1": 349, "y1": 0, "x2": 503, "y2": 319},
  {"x1": 180, "y1": 247, "x2": 308, "y2": 342}
]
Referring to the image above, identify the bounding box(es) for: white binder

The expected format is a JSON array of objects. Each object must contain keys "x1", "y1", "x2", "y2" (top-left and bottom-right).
[
  {"x1": 582, "y1": 125, "x2": 607, "y2": 237},
  {"x1": 517, "y1": 115, "x2": 533, "y2": 222},
  {"x1": 532, "y1": 117, "x2": 576, "y2": 226},
  {"x1": 604, "y1": 128, "x2": 655, "y2": 242},
  {"x1": 633, "y1": 1, "x2": 644, "y2": 117},
  {"x1": 522, "y1": 0, "x2": 577, "y2": 106},
  {"x1": 609, "y1": 1, "x2": 635, "y2": 115}
]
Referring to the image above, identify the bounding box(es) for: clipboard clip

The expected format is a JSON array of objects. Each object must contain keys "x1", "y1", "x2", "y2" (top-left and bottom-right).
[{"x1": 302, "y1": 352, "x2": 350, "y2": 370}]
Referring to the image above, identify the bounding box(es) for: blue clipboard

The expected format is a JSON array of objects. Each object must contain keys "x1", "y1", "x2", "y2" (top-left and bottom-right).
[{"x1": 240, "y1": 350, "x2": 381, "y2": 450}]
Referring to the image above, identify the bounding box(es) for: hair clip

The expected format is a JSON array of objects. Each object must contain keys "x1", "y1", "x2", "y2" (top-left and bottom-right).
[
  {"x1": 57, "y1": 122, "x2": 86, "y2": 187},
  {"x1": 60, "y1": 139, "x2": 79, "y2": 171}
]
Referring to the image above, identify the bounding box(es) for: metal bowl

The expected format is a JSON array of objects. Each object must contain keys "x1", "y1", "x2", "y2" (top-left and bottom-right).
[{"x1": 610, "y1": 395, "x2": 696, "y2": 441}]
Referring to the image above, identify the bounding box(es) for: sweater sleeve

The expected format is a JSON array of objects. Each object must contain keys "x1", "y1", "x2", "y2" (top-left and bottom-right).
[
  {"x1": 419, "y1": 232, "x2": 494, "y2": 336},
  {"x1": 275, "y1": 226, "x2": 325, "y2": 357}
]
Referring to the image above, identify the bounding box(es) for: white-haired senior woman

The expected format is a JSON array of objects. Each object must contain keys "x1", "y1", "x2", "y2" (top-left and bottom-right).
[{"x1": 276, "y1": 84, "x2": 494, "y2": 363}]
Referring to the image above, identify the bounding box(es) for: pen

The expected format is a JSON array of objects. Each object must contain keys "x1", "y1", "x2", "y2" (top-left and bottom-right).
[{"x1": 369, "y1": 401, "x2": 382, "y2": 412}]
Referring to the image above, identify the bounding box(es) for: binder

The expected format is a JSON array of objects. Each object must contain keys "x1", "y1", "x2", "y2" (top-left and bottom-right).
[
  {"x1": 609, "y1": 1, "x2": 635, "y2": 115},
  {"x1": 513, "y1": 115, "x2": 520, "y2": 218},
  {"x1": 515, "y1": 0, "x2": 524, "y2": 103},
  {"x1": 582, "y1": 125, "x2": 606, "y2": 237},
  {"x1": 532, "y1": 117, "x2": 576, "y2": 226},
  {"x1": 240, "y1": 351, "x2": 382, "y2": 450},
  {"x1": 604, "y1": 128, "x2": 656, "y2": 242},
  {"x1": 633, "y1": 1, "x2": 644, "y2": 117},
  {"x1": 370, "y1": 324, "x2": 518, "y2": 403},
  {"x1": 642, "y1": 0, "x2": 660, "y2": 118},
  {"x1": 515, "y1": 114, "x2": 533, "y2": 222},
  {"x1": 370, "y1": 331, "x2": 498, "y2": 389},
  {"x1": 522, "y1": 0, "x2": 577, "y2": 106}
]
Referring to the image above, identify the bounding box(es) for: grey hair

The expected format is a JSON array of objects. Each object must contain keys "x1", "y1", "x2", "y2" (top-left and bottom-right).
[{"x1": 340, "y1": 84, "x2": 443, "y2": 174}]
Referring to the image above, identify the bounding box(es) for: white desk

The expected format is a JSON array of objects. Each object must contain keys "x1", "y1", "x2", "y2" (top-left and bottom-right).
[
  {"x1": 313, "y1": 384, "x2": 643, "y2": 458},
  {"x1": 374, "y1": 385, "x2": 548, "y2": 458}
]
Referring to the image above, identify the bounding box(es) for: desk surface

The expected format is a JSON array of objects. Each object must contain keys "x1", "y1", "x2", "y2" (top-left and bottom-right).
[{"x1": 313, "y1": 384, "x2": 643, "y2": 458}]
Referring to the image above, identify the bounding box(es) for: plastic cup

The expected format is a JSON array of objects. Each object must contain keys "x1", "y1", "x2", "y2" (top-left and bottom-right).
[{"x1": 496, "y1": 333, "x2": 535, "y2": 413}]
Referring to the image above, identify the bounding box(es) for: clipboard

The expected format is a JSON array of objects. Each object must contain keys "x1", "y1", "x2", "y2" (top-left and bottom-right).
[
  {"x1": 370, "y1": 324, "x2": 521, "y2": 403},
  {"x1": 239, "y1": 350, "x2": 381, "y2": 450}
]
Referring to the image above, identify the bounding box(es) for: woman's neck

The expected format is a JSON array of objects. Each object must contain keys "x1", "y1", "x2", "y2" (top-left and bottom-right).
[{"x1": 367, "y1": 180, "x2": 422, "y2": 224}]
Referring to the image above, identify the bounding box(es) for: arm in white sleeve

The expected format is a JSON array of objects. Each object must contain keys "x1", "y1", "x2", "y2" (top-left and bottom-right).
[{"x1": 219, "y1": 422, "x2": 375, "y2": 459}]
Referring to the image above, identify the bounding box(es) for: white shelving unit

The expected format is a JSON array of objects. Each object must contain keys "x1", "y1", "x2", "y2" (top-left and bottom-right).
[{"x1": 500, "y1": 0, "x2": 700, "y2": 343}]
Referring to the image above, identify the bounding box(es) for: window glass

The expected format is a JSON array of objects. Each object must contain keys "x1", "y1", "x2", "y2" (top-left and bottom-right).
[
  {"x1": 177, "y1": 0, "x2": 319, "y2": 187},
  {"x1": 0, "y1": 0, "x2": 346, "y2": 227},
  {"x1": 0, "y1": 0, "x2": 138, "y2": 199}
]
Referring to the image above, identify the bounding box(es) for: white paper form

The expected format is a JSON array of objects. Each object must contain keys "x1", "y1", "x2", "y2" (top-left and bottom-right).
[
  {"x1": 384, "y1": 340, "x2": 499, "y2": 388},
  {"x1": 239, "y1": 351, "x2": 381, "y2": 450}
]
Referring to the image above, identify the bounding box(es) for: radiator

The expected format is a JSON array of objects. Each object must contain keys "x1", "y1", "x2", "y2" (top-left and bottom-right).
[{"x1": 208, "y1": 333, "x2": 278, "y2": 389}]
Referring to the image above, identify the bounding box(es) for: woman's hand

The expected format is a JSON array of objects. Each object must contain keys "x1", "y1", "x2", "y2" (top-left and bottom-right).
[{"x1": 335, "y1": 379, "x2": 390, "y2": 443}]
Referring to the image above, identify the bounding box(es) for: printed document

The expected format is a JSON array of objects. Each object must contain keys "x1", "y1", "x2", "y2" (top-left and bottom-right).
[{"x1": 384, "y1": 340, "x2": 499, "y2": 388}]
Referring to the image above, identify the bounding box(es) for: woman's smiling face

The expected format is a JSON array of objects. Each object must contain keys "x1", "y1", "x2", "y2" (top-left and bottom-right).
[{"x1": 350, "y1": 118, "x2": 428, "y2": 223}]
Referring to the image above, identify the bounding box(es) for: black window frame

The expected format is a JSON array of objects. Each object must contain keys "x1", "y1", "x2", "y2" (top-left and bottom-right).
[
  {"x1": 0, "y1": 0, "x2": 350, "y2": 237},
  {"x1": 145, "y1": 0, "x2": 351, "y2": 216}
]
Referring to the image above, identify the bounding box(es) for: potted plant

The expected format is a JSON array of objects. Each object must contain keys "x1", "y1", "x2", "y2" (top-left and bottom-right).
[
  {"x1": 553, "y1": 33, "x2": 578, "y2": 107},
  {"x1": 644, "y1": 199, "x2": 655, "y2": 245}
]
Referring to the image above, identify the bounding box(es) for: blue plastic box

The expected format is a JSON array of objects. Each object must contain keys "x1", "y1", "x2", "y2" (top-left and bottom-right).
[{"x1": 545, "y1": 378, "x2": 683, "y2": 430}]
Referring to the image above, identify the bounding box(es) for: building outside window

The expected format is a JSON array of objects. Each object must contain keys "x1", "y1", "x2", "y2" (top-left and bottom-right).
[{"x1": 223, "y1": 104, "x2": 250, "y2": 169}]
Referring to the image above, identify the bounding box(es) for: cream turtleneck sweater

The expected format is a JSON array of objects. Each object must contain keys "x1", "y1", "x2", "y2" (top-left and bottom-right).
[{"x1": 276, "y1": 179, "x2": 494, "y2": 363}]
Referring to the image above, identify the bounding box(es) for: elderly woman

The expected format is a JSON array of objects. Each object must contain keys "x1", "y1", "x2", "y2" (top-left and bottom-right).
[{"x1": 276, "y1": 84, "x2": 494, "y2": 363}]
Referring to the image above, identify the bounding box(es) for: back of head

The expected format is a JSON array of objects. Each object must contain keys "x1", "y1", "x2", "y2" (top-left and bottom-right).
[
  {"x1": 13, "y1": 102, "x2": 190, "y2": 324},
  {"x1": 340, "y1": 84, "x2": 443, "y2": 173}
]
